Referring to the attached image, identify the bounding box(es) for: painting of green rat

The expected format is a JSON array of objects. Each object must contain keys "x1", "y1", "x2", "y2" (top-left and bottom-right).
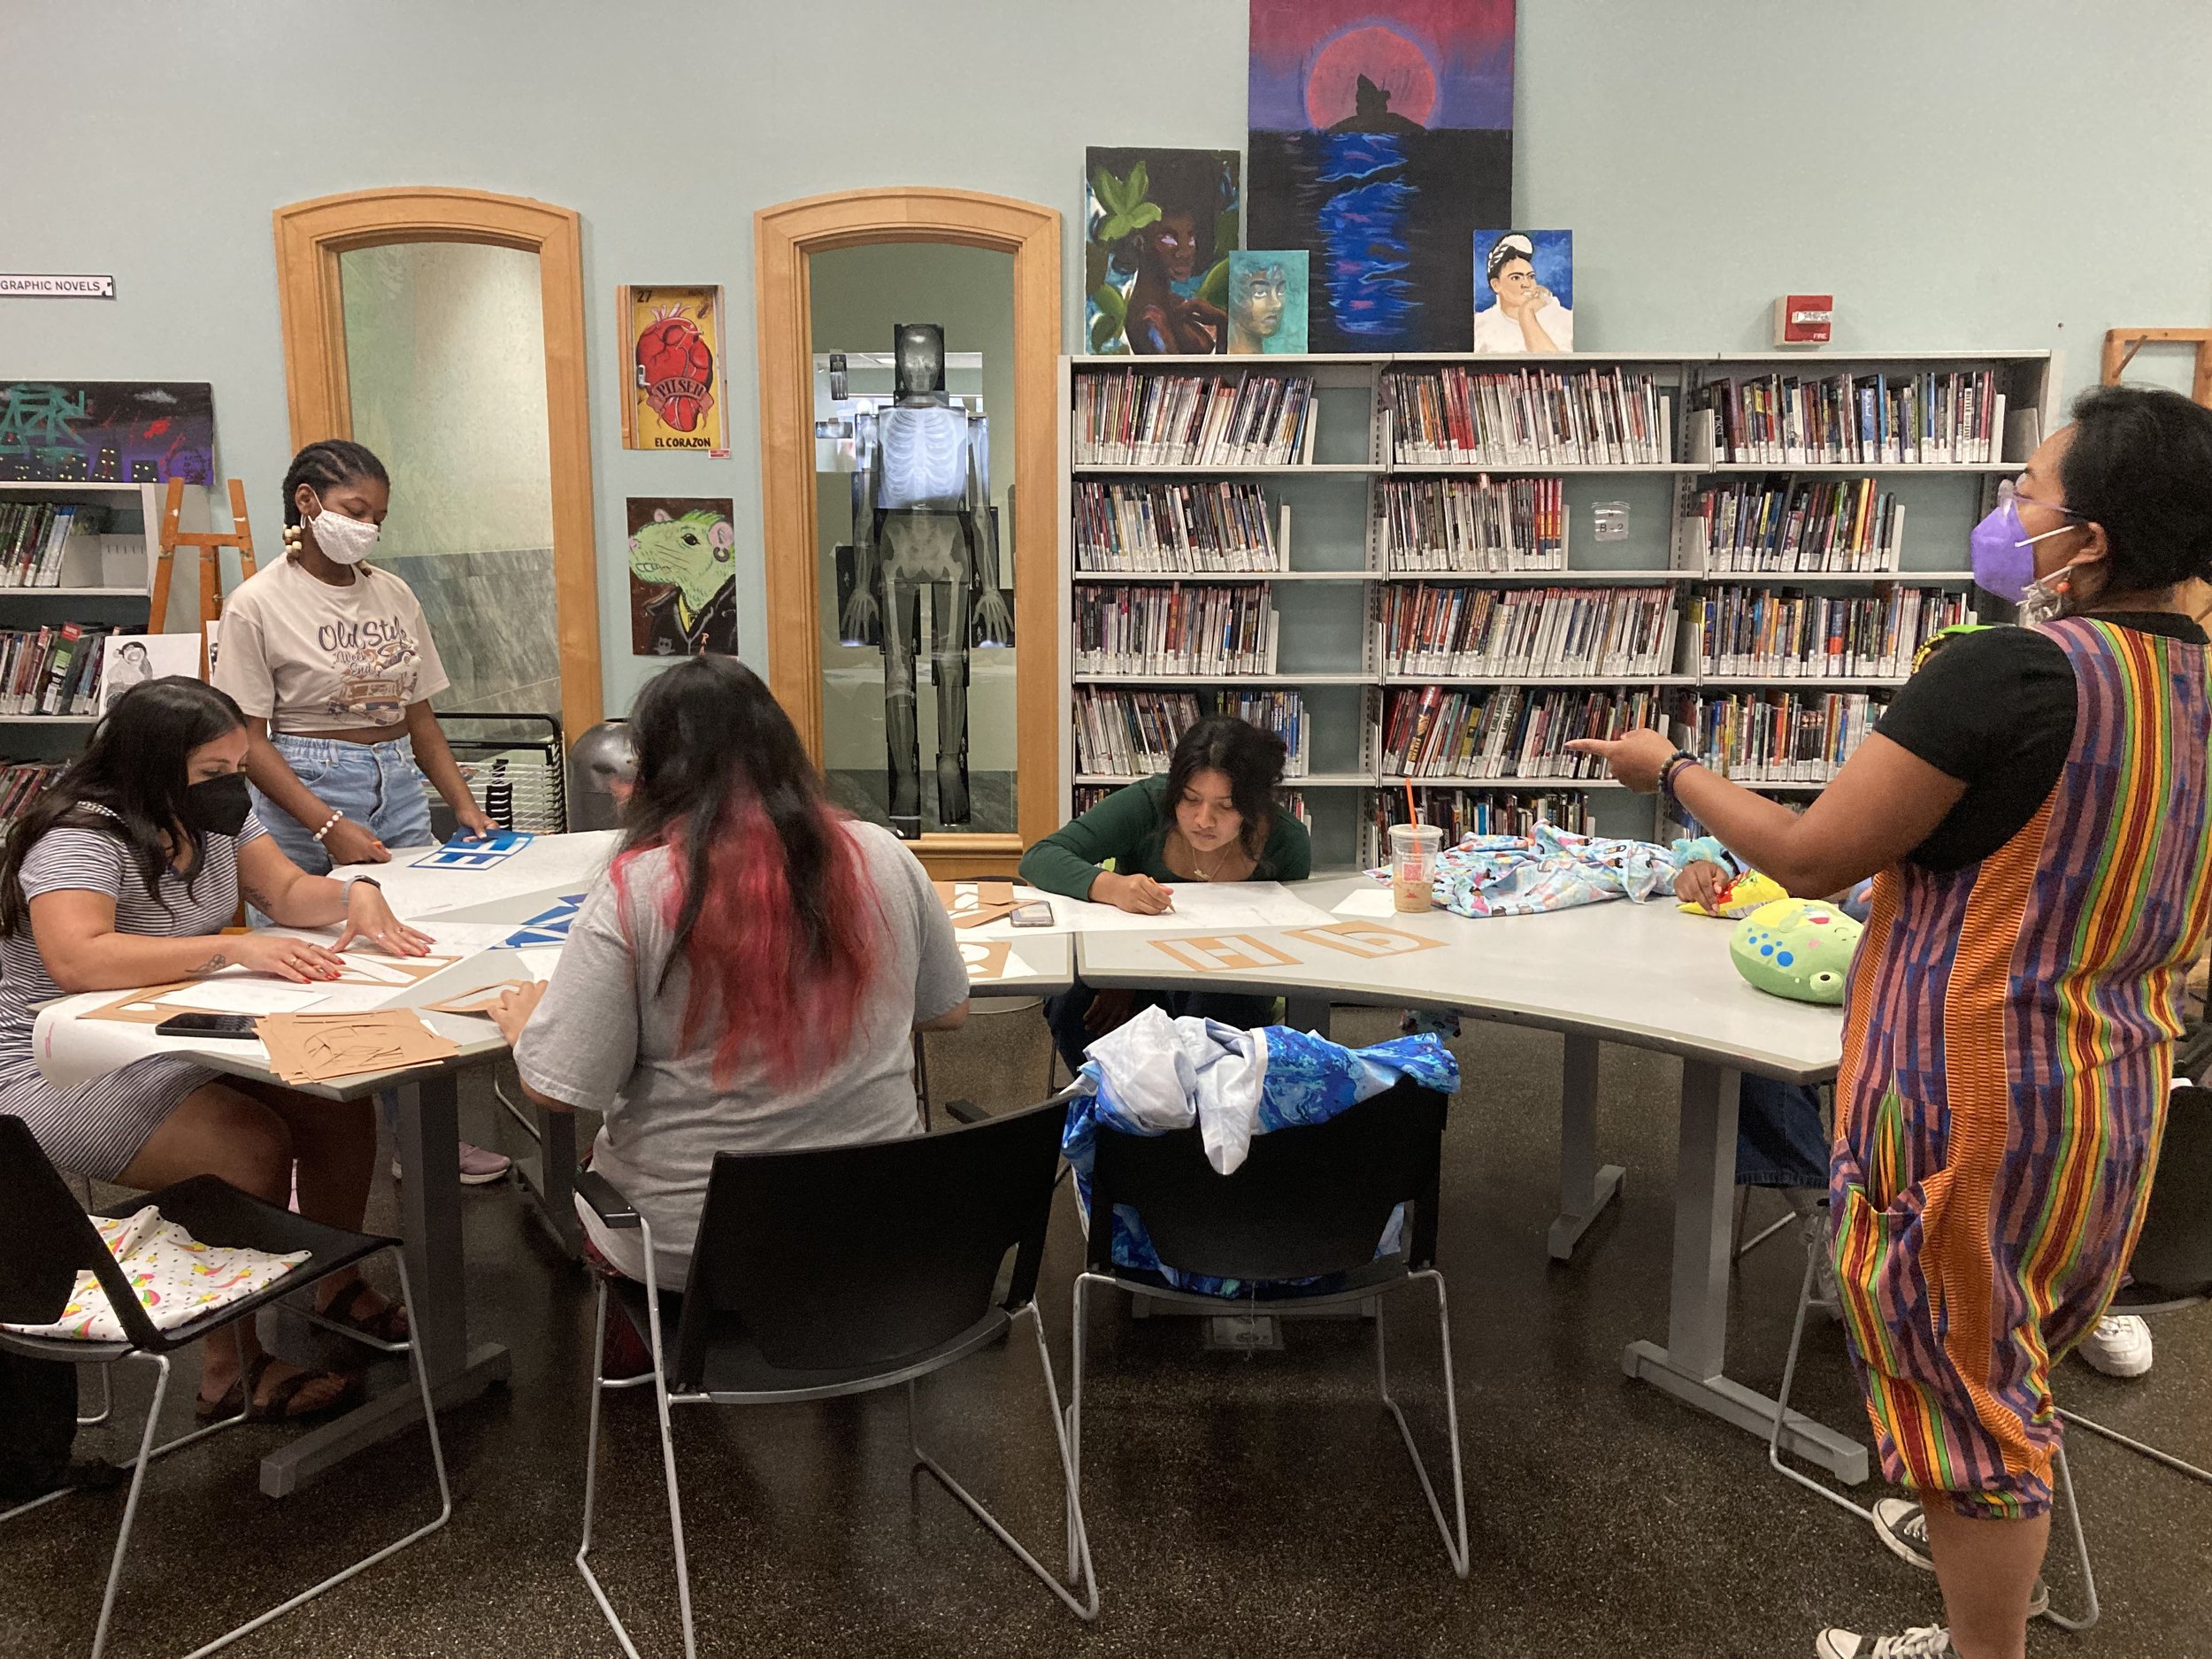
[{"x1": 627, "y1": 496, "x2": 738, "y2": 657}]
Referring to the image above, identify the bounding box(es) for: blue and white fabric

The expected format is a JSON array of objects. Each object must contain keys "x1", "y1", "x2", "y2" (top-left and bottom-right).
[
  {"x1": 1366, "y1": 822, "x2": 1689, "y2": 919},
  {"x1": 1061, "y1": 1005, "x2": 1460, "y2": 1296}
]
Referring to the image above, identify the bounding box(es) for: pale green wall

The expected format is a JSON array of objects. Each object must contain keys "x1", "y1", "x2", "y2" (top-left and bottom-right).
[{"x1": 4, "y1": 0, "x2": 2210, "y2": 723}]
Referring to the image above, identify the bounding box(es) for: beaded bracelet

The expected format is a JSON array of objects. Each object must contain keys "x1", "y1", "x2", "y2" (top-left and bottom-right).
[
  {"x1": 311, "y1": 809, "x2": 345, "y2": 844},
  {"x1": 1659, "y1": 750, "x2": 1702, "y2": 806}
]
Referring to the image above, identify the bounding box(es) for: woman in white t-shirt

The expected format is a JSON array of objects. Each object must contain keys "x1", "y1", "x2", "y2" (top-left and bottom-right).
[{"x1": 212, "y1": 441, "x2": 507, "y2": 1180}]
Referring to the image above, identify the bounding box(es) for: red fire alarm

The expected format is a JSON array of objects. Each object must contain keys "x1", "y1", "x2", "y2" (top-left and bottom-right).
[{"x1": 1773, "y1": 295, "x2": 1834, "y2": 346}]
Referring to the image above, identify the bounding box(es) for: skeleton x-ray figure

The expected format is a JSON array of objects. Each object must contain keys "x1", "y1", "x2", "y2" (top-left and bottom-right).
[{"x1": 840, "y1": 323, "x2": 1012, "y2": 837}]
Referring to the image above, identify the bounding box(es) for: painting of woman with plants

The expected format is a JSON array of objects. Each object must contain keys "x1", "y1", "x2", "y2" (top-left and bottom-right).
[{"x1": 1084, "y1": 148, "x2": 1241, "y2": 355}]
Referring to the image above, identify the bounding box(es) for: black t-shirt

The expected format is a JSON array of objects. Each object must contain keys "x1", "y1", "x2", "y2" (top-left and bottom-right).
[{"x1": 1876, "y1": 612, "x2": 2208, "y2": 872}]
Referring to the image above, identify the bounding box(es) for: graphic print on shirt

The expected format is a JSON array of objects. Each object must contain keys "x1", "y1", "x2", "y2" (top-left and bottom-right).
[{"x1": 319, "y1": 612, "x2": 420, "y2": 721}]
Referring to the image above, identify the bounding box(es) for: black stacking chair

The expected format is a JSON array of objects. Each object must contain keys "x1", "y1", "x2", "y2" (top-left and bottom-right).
[
  {"x1": 2057, "y1": 1083, "x2": 2212, "y2": 1486},
  {"x1": 1069, "y1": 1079, "x2": 1467, "y2": 1577},
  {"x1": 0, "y1": 1116, "x2": 449, "y2": 1659},
  {"x1": 573, "y1": 1092, "x2": 1095, "y2": 1658}
]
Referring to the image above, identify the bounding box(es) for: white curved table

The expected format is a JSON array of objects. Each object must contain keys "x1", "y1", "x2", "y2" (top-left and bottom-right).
[{"x1": 1072, "y1": 874, "x2": 1865, "y2": 1484}]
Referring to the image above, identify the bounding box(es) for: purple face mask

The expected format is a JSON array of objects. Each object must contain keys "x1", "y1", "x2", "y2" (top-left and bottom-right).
[{"x1": 1970, "y1": 492, "x2": 2076, "y2": 603}]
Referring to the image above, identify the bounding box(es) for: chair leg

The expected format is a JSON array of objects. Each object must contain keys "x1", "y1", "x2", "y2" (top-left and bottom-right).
[
  {"x1": 173, "y1": 1252, "x2": 454, "y2": 1659},
  {"x1": 1767, "y1": 1233, "x2": 1873, "y2": 1523},
  {"x1": 2056, "y1": 1406, "x2": 2212, "y2": 1486},
  {"x1": 88, "y1": 1351, "x2": 172, "y2": 1659},
  {"x1": 78, "y1": 1360, "x2": 113, "y2": 1427},
  {"x1": 2039, "y1": 1444, "x2": 2101, "y2": 1632},
  {"x1": 906, "y1": 1305, "x2": 1098, "y2": 1620},
  {"x1": 1376, "y1": 1271, "x2": 1469, "y2": 1578},
  {"x1": 1065, "y1": 1273, "x2": 1094, "y2": 1583},
  {"x1": 575, "y1": 1232, "x2": 696, "y2": 1659}
]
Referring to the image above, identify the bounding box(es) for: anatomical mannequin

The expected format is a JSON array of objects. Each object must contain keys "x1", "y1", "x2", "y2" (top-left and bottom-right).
[{"x1": 841, "y1": 323, "x2": 1011, "y2": 836}]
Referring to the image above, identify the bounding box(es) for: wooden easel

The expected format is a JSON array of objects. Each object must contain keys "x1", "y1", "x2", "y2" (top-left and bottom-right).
[
  {"x1": 2101, "y1": 327, "x2": 2212, "y2": 406},
  {"x1": 152, "y1": 477, "x2": 258, "y2": 673}
]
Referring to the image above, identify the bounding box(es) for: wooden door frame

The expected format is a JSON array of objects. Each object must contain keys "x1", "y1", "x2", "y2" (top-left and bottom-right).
[
  {"x1": 272, "y1": 185, "x2": 603, "y2": 737},
  {"x1": 755, "y1": 187, "x2": 1060, "y2": 877}
]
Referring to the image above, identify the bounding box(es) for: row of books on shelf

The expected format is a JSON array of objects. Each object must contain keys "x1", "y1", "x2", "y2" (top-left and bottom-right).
[
  {"x1": 1694, "y1": 370, "x2": 2008, "y2": 465},
  {"x1": 1071, "y1": 687, "x2": 1313, "y2": 779},
  {"x1": 1379, "y1": 683, "x2": 1886, "y2": 785},
  {"x1": 1380, "y1": 365, "x2": 1672, "y2": 467},
  {"x1": 1072, "y1": 585, "x2": 1279, "y2": 677},
  {"x1": 0, "y1": 761, "x2": 62, "y2": 828},
  {"x1": 1071, "y1": 782, "x2": 1311, "y2": 829},
  {"x1": 1373, "y1": 787, "x2": 1595, "y2": 841},
  {"x1": 1687, "y1": 476, "x2": 1909, "y2": 572},
  {"x1": 1690, "y1": 588, "x2": 1966, "y2": 680},
  {"x1": 1073, "y1": 371, "x2": 1317, "y2": 467},
  {"x1": 1381, "y1": 685, "x2": 1671, "y2": 781},
  {"x1": 0, "y1": 503, "x2": 109, "y2": 588},
  {"x1": 0, "y1": 625, "x2": 117, "y2": 715},
  {"x1": 1381, "y1": 477, "x2": 1566, "y2": 572},
  {"x1": 1383, "y1": 583, "x2": 1678, "y2": 679},
  {"x1": 1689, "y1": 690, "x2": 1886, "y2": 783},
  {"x1": 1072, "y1": 480, "x2": 1285, "y2": 572}
]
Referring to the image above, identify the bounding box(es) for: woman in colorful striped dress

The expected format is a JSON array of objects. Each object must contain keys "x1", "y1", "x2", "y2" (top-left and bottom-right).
[{"x1": 1570, "y1": 385, "x2": 2212, "y2": 1659}]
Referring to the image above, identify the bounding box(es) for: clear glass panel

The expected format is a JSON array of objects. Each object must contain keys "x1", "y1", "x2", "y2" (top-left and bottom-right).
[
  {"x1": 339, "y1": 242, "x2": 558, "y2": 718},
  {"x1": 810, "y1": 242, "x2": 1017, "y2": 836}
]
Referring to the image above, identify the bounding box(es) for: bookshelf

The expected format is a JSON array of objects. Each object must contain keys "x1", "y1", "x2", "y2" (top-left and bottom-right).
[
  {"x1": 1056, "y1": 349, "x2": 2054, "y2": 871},
  {"x1": 0, "y1": 481, "x2": 207, "y2": 826}
]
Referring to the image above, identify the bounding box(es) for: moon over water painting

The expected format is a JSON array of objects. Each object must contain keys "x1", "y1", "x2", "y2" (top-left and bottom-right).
[{"x1": 1248, "y1": 1, "x2": 1516, "y2": 353}]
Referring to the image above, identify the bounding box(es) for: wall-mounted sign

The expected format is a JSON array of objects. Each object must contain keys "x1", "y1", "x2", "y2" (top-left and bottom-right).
[{"x1": 0, "y1": 274, "x2": 116, "y2": 299}]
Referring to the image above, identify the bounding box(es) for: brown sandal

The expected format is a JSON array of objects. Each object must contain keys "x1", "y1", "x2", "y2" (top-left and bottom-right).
[
  {"x1": 316, "y1": 1278, "x2": 411, "y2": 1346},
  {"x1": 195, "y1": 1353, "x2": 357, "y2": 1424}
]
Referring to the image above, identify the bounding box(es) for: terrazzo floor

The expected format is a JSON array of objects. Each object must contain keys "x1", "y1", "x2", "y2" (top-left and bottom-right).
[{"x1": 7, "y1": 1006, "x2": 2208, "y2": 1658}]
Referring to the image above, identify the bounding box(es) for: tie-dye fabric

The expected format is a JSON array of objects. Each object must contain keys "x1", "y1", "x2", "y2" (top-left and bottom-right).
[
  {"x1": 1832, "y1": 618, "x2": 2212, "y2": 1519},
  {"x1": 1064, "y1": 1024, "x2": 1459, "y2": 1297},
  {"x1": 1365, "y1": 823, "x2": 1686, "y2": 918}
]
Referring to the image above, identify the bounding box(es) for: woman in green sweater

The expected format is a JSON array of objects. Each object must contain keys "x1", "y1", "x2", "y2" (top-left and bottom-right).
[{"x1": 1023, "y1": 715, "x2": 1311, "y2": 1070}]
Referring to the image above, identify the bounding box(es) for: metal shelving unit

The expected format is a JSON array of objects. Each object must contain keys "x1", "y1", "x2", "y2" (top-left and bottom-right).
[{"x1": 1060, "y1": 349, "x2": 2055, "y2": 865}]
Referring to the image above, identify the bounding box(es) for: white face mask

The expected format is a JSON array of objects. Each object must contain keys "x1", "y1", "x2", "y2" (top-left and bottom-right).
[
  {"x1": 304, "y1": 494, "x2": 379, "y2": 565},
  {"x1": 2018, "y1": 562, "x2": 2085, "y2": 627}
]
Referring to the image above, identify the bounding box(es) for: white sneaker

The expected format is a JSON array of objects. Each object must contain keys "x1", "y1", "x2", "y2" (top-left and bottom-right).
[
  {"x1": 1816, "y1": 1625, "x2": 1951, "y2": 1658},
  {"x1": 2076, "y1": 1313, "x2": 2154, "y2": 1378}
]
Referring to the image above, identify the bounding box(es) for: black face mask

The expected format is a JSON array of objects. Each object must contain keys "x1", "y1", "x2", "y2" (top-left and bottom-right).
[{"x1": 180, "y1": 773, "x2": 252, "y2": 839}]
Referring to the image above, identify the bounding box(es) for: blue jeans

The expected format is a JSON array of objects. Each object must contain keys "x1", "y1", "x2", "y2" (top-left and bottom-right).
[
  {"x1": 1736, "y1": 1074, "x2": 1831, "y2": 1188},
  {"x1": 250, "y1": 733, "x2": 434, "y2": 877}
]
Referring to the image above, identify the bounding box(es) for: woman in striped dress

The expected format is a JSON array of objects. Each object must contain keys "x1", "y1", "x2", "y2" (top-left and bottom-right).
[
  {"x1": 0, "y1": 679, "x2": 435, "y2": 1420},
  {"x1": 1571, "y1": 385, "x2": 2212, "y2": 1659}
]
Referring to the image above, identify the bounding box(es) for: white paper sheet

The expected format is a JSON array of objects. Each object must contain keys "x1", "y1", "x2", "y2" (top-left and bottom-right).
[
  {"x1": 511, "y1": 947, "x2": 564, "y2": 983},
  {"x1": 155, "y1": 981, "x2": 330, "y2": 1015},
  {"x1": 1332, "y1": 886, "x2": 1400, "y2": 918},
  {"x1": 329, "y1": 831, "x2": 618, "y2": 918},
  {"x1": 1016, "y1": 881, "x2": 1335, "y2": 935},
  {"x1": 333, "y1": 953, "x2": 417, "y2": 986}
]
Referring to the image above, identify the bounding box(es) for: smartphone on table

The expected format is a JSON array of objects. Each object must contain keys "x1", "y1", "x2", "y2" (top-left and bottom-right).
[
  {"x1": 153, "y1": 1012, "x2": 258, "y2": 1040},
  {"x1": 1009, "y1": 901, "x2": 1054, "y2": 928}
]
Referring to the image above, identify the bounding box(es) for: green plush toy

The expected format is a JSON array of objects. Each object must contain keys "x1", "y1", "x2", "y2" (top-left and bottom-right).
[{"x1": 1730, "y1": 897, "x2": 1862, "y2": 1005}]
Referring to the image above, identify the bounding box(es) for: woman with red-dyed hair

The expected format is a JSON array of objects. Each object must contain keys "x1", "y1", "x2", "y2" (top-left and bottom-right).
[{"x1": 491, "y1": 655, "x2": 970, "y2": 1282}]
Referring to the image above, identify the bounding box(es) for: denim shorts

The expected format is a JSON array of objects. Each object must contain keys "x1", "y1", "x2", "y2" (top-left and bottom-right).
[{"x1": 250, "y1": 732, "x2": 434, "y2": 878}]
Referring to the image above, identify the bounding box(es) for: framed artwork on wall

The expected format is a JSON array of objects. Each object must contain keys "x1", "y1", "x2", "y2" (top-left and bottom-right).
[
  {"x1": 626, "y1": 495, "x2": 738, "y2": 657},
  {"x1": 0, "y1": 381, "x2": 215, "y2": 483},
  {"x1": 618, "y1": 284, "x2": 728, "y2": 455}
]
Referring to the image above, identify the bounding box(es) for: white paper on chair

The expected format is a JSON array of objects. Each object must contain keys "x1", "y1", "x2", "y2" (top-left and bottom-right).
[
  {"x1": 154, "y1": 980, "x2": 330, "y2": 1015},
  {"x1": 1332, "y1": 887, "x2": 1399, "y2": 918},
  {"x1": 1030, "y1": 881, "x2": 1335, "y2": 934}
]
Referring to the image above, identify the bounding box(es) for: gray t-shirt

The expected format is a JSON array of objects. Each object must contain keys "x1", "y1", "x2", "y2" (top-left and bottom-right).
[{"x1": 514, "y1": 820, "x2": 968, "y2": 1281}]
